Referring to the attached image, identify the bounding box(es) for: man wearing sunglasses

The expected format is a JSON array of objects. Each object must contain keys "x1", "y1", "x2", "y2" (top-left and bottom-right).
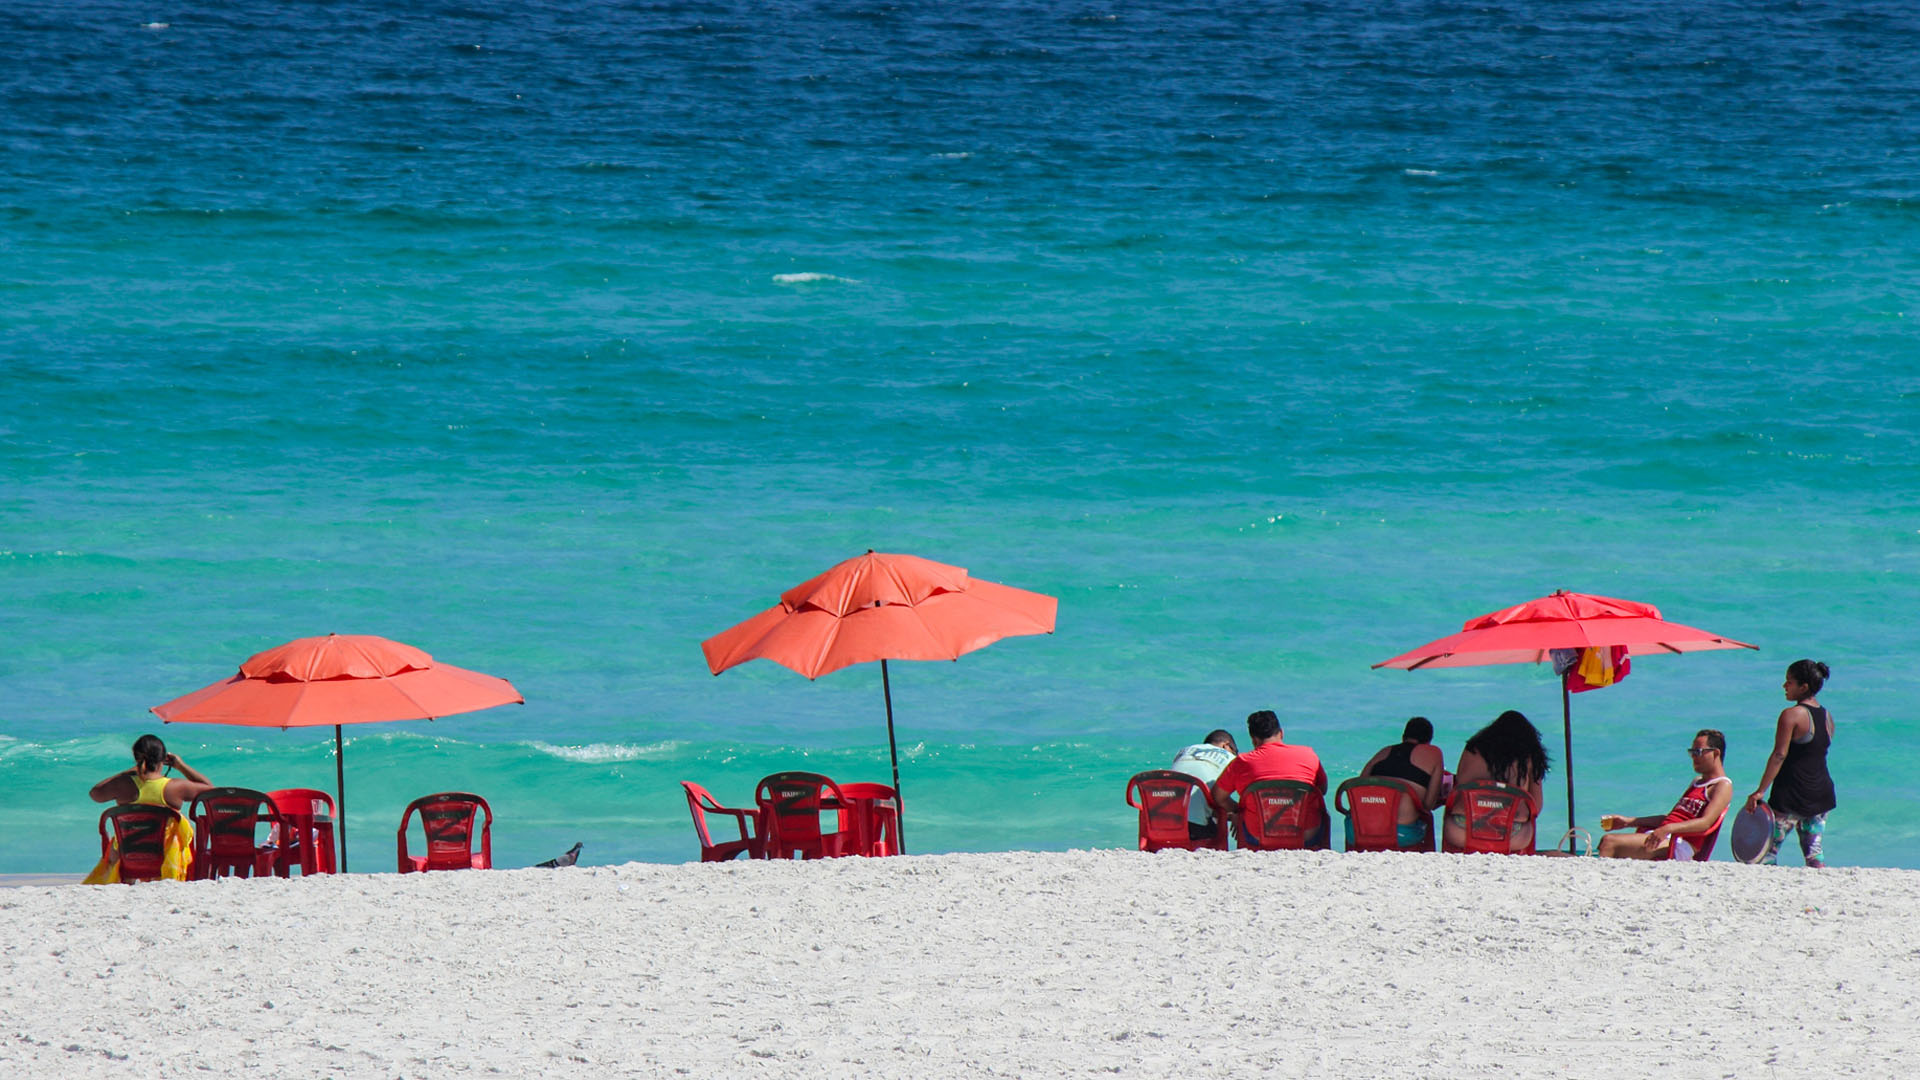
[{"x1": 1594, "y1": 730, "x2": 1734, "y2": 861}]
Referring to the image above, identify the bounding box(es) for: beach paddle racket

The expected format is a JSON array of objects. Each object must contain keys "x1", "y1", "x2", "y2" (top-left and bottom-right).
[{"x1": 1730, "y1": 803, "x2": 1774, "y2": 864}]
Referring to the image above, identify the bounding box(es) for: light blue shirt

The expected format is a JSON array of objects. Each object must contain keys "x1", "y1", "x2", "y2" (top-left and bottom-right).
[{"x1": 1169, "y1": 743, "x2": 1236, "y2": 825}]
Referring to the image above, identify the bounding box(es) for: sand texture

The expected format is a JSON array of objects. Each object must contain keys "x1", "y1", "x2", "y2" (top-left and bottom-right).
[{"x1": 1, "y1": 850, "x2": 1913, "y2": 1078}]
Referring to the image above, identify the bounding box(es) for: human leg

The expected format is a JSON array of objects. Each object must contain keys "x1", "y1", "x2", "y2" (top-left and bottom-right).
[
  {"x1": 1597, "y1": 832, "x2": 1663, "y2": 860},
  {"x1": 1795, "y1": 812, "x2": 1828, "y2": 868},
  {"x1": 1761, "y1": 811, "x2": 1802, "y2": 866}
]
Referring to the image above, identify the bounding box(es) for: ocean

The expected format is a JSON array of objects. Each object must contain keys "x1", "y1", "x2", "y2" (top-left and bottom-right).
[{"x1": 3, "y1": 0, "x2": 1916, "y2": 871}]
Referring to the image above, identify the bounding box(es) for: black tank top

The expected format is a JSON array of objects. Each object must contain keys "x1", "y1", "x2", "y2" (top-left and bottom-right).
[
  {"x1": 1770, "y1": 703, "x2": 1836, "y2": 817},
  {"x1": 1370, "y1": 742, "x2": 1433, "y2": 789}
]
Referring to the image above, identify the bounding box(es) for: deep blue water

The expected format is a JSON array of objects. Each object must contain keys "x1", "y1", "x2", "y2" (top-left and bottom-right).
[{"x1": 3, "y1": 0, "x2": 1917, "y2": 871}]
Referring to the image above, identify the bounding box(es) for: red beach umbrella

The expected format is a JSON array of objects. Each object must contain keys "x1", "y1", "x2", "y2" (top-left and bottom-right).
[
  {"x1": 151, "y1": 633, "x2": 524, "y2": 871},
  {"x1": 1373, "y1": 591, "x2": 1755, "y2": 848},
  {"x1": 702, "y1": 551, "x2": 1058, "y2": 851}
]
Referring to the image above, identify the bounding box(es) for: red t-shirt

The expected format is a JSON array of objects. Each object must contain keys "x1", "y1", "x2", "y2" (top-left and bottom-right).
[{"x1": 1214, "y1": 741, "x2": 1327, "y2": 801}]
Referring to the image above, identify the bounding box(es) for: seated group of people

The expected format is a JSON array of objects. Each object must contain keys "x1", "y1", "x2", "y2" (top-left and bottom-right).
[{"x1": 1169, "y1": 708, "x2": 1732, "y2": 858}]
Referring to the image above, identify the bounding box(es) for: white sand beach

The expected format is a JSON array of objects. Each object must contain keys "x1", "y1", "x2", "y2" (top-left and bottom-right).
[{"x1": 2, "y1": 850, "x2": 1913, "y2": 1078}]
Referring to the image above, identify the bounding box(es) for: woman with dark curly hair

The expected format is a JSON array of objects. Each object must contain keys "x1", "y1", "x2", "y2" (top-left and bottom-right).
[
  {"x1": 1446, "y1": 710, "x2": 1550, "y2": 852},
  {"x1": 1746, "y1": 659, "x2": 1836, "y2": 867}
]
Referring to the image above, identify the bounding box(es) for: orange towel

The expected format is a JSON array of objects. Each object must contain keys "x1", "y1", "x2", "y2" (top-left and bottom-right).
[{"x1": 82, "y1": 817, "x2": 196, "y2": 884}]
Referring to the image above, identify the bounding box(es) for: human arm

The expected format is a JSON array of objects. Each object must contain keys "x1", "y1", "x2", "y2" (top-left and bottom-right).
[
  {"x1": 1601, "y1": 813, "x2": 1662, "y2": 832},
  {"x1": 162, "y1": 753, "x2": 216, "y2": 805},
  {"x1": 1453, "y1": 748, "x2": 1490, "y2": 787},
  {"x1": 1211, "y1": 760, "x2": 1243, "y2": 823},
  {"x1": 1745, "y1": 707, "x2": 1804, "y2": 812},
  {"x1": 1416, "y1": 745, "x2": 1446, "y2": 810},
  {"x1": 1312, "y1": 762, "x2": 1328, "y2": 795},
  {"x1": 165, "y1": 752, "x2": 210, "y2": 784},
  {"x1": 1644, "y1": 780, "x2": 1735, "y2": 850},
  {"x1": 89, "y1": 769, "x2": 138, "y2": 805},
  {"x1": 1210, "y1": 785, "x2": 1236, "y2": 824}
]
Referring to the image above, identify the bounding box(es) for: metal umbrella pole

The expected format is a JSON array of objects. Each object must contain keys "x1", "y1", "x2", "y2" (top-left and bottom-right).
[{"x1": 881, "y1": 659, "x2": 906, "y2": 854}]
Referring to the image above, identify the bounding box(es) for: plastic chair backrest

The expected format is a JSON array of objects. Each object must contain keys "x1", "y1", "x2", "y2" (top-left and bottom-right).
[
  {"x1": 680, "y1": 781, "x2": 763, "y2": 862},
  {"x1": 835, "y1": 782, "x2": 899, "y2": 857},
  {"x1": 1125, "y1": 770, "x2": 1226, "y2": 852},
  {"x1": 1239, "y1": 779, "x2": 1329, "y2": 851},
  {"x1": 397, "y1": 792, "x2": 493, "y2": 872},
  {"x1": 267, "y1": 788, "x2": 337, "y2": 874},
  {"x1": 755, "y1": 771, "x2": 849, "y2": 860},
  {"x1": 267, "y1": 788, "x2": 334, "y2": 821},
  {"x1": 1670, "y1": 808, "x2": 1728, "y2": 862},
  {"x1": 100, "y1": 804, "x2": 176, "y2": 883},
  {"x1": 1444, "y1": 781, "x2": 1538, "y2": 855},
  {"x1": 189, "y1": 787, "x2": 285, "y2": 878},
  {"x1": 1336, "y1": 776, "x2": 1434, "y2": 853}
]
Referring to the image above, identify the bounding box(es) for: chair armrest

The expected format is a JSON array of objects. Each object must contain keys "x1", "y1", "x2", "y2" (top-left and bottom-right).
[{"x1": 706, "y1": 804, "x2": 759, "y2": 842}]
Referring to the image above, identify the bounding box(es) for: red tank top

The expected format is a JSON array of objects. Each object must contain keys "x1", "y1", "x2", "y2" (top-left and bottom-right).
[{"x1": 1661, "y1": 776, "x2": 1729, "y2": 828}]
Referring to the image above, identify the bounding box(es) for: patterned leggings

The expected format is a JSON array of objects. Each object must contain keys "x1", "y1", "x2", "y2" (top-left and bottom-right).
[{"x1": 1762, "y1": 810, "x2": 1827, "y2": 868}]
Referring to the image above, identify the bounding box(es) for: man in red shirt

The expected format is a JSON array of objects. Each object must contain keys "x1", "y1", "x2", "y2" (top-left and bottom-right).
[{"x1": 1212, "y1": 710, "x2": 1330, "y2": 847}]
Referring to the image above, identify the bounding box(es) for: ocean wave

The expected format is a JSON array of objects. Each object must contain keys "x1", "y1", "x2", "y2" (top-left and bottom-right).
[
  {"x1": 772, "y1": 272, "x2": 859, "y2": 285},
  {"x1": 526, "y1": 740, "x2": 682, "y2": 763}
]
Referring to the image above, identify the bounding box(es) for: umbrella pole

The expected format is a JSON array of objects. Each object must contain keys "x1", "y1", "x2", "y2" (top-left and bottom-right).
[
  {"x1": 335, "y1": 724, "x2": 348, "y2": 873},
  {"x1": 1561, "y1": 674, "x2": 1575, "y2": 853},
  {"x1": 881, "y1": 658, "x2": 906, "y2": 854}
]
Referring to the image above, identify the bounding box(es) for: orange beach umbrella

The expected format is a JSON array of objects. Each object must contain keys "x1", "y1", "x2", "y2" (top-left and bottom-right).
[
  {"x1": 1374, "y1": 590, "x2": 1755, "y2": 848},
  {"x1": 152, "y1": 633, "x2": 524, "y2": 871},
  {"x1": 702, "y1": 551, "x2": 1058, "y2": 851}
]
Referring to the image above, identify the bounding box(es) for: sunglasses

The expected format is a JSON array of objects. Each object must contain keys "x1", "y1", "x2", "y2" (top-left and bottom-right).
[{"x1": 1687, "y1": 747, "x2": 1717, "y2": 757}]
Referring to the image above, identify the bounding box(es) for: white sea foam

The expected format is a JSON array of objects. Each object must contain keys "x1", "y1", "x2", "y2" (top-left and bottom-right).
[
  {"x1": 529, "y1": 740, "x2": 680, "y2": 763},
  {"x1": 931, "y1": 152, "x2": 974, "y2": 159},
  {"x1": 773, "y1": 272, "x2": 859, "y2": 285},
  {"x1": 1403, "y1": 168, "x2": 1438, "y2": 176}
]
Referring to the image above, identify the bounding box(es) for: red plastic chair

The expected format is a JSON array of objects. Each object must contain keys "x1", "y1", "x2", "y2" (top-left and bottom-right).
[
  {"x1": 1236, "y1": 779, "x2": 1331, "y2": 851},
  {"x1": 1336, "y1": 776, "x2": 1436, "y2": 853},
  {"x1": 1443, "y1": 781, "x2": 1539, "y2": 855},
  {"x1": 397, "y1": 792, "x2": 493, "y2": 873},
  {"x1": 1125, "y1": 770, "x2": 1227, "y2": 852},
  {"x1": 836, "y1": 782, "x2": 900, "y2": 857},
  {"x1": 188, "y1": 787, "x2": 286, "y2": 880},
  {"x1": 1659, "y1": 808, "x2": 1728, "y2": 862},
  {"x1": 266, "y1": 788, "x2": 338, "y2": 876},
  {"x1": 98, "y1": 804, "x2": 178, "y2": 884},
  {"x1": 681, "y1": 781, "x2": 765, "y2": 862},
  {"x1": 755, "y1": 772, "x2": 852, "y2": 860}
]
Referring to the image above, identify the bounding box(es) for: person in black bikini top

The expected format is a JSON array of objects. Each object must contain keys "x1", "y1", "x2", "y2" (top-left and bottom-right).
[{"x1": 1358, "y1": 716, "x2": 1447, "y2": 816}]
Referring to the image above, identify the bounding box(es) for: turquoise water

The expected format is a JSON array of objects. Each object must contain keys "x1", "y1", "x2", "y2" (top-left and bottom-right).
[{"x1": 4, "y1": 0, "x2": 1917, "y2": 870}]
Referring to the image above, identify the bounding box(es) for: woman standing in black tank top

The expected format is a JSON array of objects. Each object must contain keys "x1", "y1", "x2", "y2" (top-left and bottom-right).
[{"x1": 1745, "y1": 659, "x2": 1836, "y2": 868}]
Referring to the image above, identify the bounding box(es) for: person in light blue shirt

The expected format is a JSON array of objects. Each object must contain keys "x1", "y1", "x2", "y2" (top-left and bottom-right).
[{"x1": 1169, "y1": 729, "x2": 1239, "y2": 841}]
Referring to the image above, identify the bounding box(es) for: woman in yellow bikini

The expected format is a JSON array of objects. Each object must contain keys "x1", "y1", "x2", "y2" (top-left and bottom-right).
[
  {"x1": 89, "y1": 733, "x2": 215, "y2": 809},
  {"x1": 86, "y1": 734, "x2": 215, "y2": 882}
]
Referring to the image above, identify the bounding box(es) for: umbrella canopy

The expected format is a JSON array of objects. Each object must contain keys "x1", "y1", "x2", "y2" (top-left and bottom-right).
[
  {"x1": 1373, "y1": 590, "x2": 1755, "y2": 850},
  {"x1": 1374, "y1": 591, "x2": 1756, "y2": 670},
  {"x1": 702, "y1": 551, "x2": 1057, "y2": 679},
  {"x1": 152, "y1": 633, "x2": 523, "y2": 871},
  {"x1": 702, "y1": 551, "x2": 1058, "y2": 851}
]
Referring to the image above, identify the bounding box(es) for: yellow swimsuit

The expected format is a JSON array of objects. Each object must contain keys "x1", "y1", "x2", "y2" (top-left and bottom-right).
[{"x1": 134, "y1": 774, "x2": 172, "y2": 807}]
